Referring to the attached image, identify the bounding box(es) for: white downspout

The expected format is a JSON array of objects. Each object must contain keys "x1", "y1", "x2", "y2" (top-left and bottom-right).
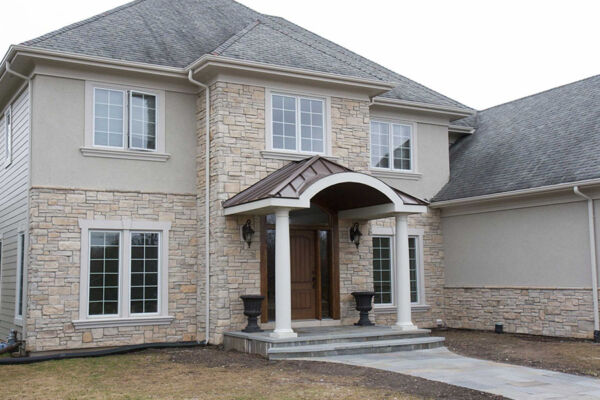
[
  {"x1": 573, "y1": 186, "x2": 600, "y2": 340},
  {"x1": 188, "y1": 71, "x2": 211, "y2": 344}
]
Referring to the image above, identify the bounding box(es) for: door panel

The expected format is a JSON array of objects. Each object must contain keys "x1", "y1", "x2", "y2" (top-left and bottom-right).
[{"x1": 290, "y1": 230, "x2": 317, "y2": 319}]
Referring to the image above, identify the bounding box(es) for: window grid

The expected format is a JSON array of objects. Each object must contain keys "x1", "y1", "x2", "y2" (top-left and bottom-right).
[
  {"x1": 300, "y1": 98, "x2": 324, "y2": 153},
  {"x1": 371, "y1": 121, "x2": 413, "y2": 171},
  {"x1": 409, "y1": 237, "x2": 418, "y2": 303},
  {"x1": 372, "y1": 237, "x2": 392, "y2": 305},
  {"x1": 130, "y1": 232, "x2": 159, "y2": 314},
  {"x1": 17, "y1": 233, "x2": 24, "y2": 317},
  {"x1": 89, "y1": 231, "x2": 120, "y2": 316},
  {"x1": 272, "y1": 94, "x2": 297, "y2": 150},
  {"x1": 94, "y1": 88, "x2": 124, "y2": 148},
  {"x1": 130, "y1": 92, "x2": 157, "y2": 151}
]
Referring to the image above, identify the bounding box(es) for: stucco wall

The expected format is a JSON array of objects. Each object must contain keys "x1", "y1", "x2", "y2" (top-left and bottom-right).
[
  {"x1": 30, "y1": 74, "x2": 197, "y2": 194},
  {"x1": 442, "y1": 201, "x2": 591, "y2": 287}
]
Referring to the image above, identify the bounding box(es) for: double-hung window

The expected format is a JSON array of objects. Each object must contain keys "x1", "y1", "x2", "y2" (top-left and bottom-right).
[
  {"x1": 372, "y1": 235, "x2": 422, "y2": 306},
  {"x1": 4, "y1": 106, "x2": 12, "y2": 168},
  {"x1": 76, "y1": 220, "x2": 172, "y2": 328},
  {"x1": 270, "y1": 93, "x2": 326, "y2": 154},
  {"x1": 93, "y1": 88, "x2": 157, "y2": 151},
  {"x1": 370, "y1": 121, "x2": 413, "y2": 171}
]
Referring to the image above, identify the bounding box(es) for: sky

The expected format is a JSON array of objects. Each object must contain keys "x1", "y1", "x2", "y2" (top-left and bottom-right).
[{"x1": 1, "y1": 0, "x2": 599, "y2": 110}]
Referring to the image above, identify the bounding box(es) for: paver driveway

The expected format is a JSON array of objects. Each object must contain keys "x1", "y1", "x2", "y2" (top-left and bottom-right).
[{"x1": 307, "y1": 347, "x2": 600, "y2": 399}]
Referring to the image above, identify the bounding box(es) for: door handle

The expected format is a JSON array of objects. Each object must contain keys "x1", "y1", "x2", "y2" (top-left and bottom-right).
[{"x1": 312, "y1": 276, "x2": 317, "y2": 289}]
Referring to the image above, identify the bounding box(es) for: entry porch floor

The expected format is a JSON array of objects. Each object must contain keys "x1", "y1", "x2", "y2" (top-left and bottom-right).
[{"x1": 224, "y1": 325, "x2": 444, "y2": 359}]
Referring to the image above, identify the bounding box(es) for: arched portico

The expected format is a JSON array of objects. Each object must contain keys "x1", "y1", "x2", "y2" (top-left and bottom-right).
[{"x1": 223, "y1": 156, "x2": 428, "y2": 338}]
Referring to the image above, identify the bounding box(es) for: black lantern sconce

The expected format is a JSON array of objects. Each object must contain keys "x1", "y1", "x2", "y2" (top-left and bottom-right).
[
  {"x1": 241, "y1": 219, "x2": 255, "y2": 248},
  {"x1": 349, "y1": 223, "x2": 362, "y2": 248}
]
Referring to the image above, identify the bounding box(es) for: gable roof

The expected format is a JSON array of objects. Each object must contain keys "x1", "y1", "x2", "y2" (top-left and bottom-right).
[
  {"x1": 434, "y1": 74, "x2": 600, "y2": 202},
  {"x1": 223, "y1": 156, "x2": 427, "y2": 208},
  {"x1": 20, "y1": 0, "x2": 470, "y2": 111}
]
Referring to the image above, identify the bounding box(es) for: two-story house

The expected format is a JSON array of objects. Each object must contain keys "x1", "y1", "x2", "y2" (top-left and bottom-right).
[{"x1": 0, "y1": 0, "x2": 598, "y2": 354}]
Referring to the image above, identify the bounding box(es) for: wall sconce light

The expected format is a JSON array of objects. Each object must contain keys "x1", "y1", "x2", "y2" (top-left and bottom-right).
[
  {"x1": 349, "y1": 223, "x2": 362, "y2": 248},
  {"x1": 242, "y1": 219, "x2": 255, "y2": 248}
]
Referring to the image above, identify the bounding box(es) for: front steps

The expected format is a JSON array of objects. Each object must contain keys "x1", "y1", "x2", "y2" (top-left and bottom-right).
[{"x1": 223, "y1": 325, "x2": 444, "y2": 360}]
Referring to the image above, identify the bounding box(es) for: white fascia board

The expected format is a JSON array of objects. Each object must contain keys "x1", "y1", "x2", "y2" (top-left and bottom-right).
[
  {"x1": 223, "y1": 198, "x2": 308, "y2": 216},
  {"x1": 448, "y1": 125, "x2": 475, "y2": 134},
  {"x1": 372, "y1": 97, "x2": 474, "y2": 120},
  {"x1": 190, "y1": 55, "x2": 396, "y2": 93},
  {"x1": 431, "y1": 178, "x2": 600, "y2": 208}
]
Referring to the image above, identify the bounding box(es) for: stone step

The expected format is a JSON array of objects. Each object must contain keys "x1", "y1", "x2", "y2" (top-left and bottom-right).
[
  {"x1": 267, "y1": 336, "x2": 445, "y2": 360},
  {"x1": 267, "y1": 329, "x2": 431, "y2": 348}
]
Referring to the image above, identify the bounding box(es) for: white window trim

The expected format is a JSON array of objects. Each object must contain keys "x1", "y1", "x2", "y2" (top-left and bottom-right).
[
  {"x1": 4, "y1": 105, "x2": 12, "y2": 168},
  {"x1": 369, "y1": 118, "x2": 418, "y2": 175},
  {"x1": 371, "y1": 226, "x2": 427, "y2": 312},
  {"x1": 265, "y1": 88, "x2": 332, "y2": 158},
  {"x1": 14, "y1": 230, "x2": 26, "y2": 326},
  {"x1": 82, "y1": 81, "x2": 170, "y2": 162},
  {"x1": 73, "y1": 219, "x2": 173, "y2": 329},
  {"x1": 372, "y1": 235, "x2": 395, "y2": 307}
]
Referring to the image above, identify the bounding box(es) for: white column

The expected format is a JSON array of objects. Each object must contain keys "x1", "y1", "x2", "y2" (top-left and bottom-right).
[
  {"x1": 393, "y1": 214, "x2": 418, "y2": 331},
  {"x1": 270, "y1": 208, "x2": 297, "y2": 338}
]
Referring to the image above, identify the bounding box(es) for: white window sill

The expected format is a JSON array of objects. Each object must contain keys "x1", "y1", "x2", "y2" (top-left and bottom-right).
[
  {"x1": 13, "y1": 317, "x2": 23, "y2": 326},
  {"x1": 370, "y1": 169, "x2": 422, "y2": 180},
  {"x1": 261, "y1": 150, "x2": 339, "y2": 162},
  {"x1": 80, "y1": 147, "x2": 171, "y2": 162},
  {"x1": 374, "y1": 304, "x2": 430, "y2": 313},
  {"x1": 72, "y1": 316, "x2": 174, "y2": 329}
]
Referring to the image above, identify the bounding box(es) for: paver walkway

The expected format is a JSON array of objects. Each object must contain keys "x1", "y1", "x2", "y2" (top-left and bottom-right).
[{"x1": 307, "y1": 347, "x2": 600, "y2": 399}]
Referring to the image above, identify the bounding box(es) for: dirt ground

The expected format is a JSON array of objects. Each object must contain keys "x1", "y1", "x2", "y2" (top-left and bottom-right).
[
  {"x1": 434, "y1": 328, "x2": 600, "y2": 377},
  {"x1": 1, "y1": 345, "x2": 504, "y2": 400}
]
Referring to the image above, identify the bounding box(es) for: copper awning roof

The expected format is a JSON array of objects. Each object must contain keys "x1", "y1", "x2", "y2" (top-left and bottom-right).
[{"x1": 223, "y1": 156, "x2": 428, "y2": 209}]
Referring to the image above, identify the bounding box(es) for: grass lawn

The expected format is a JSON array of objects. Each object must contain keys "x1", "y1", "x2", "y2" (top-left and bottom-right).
[
  {"x1": 435, "y1": 328, "x2": 600, "y2": 377},
  {"x1": 0, "y1": 346, "x2": 501, "y2": 400}
]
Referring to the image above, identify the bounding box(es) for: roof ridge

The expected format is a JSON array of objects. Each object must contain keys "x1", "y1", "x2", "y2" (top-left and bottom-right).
[
  {"x1": 211, "y1": 19, "x2": 262, "y2": 55},
  {"x1": 22, "y1": 0, "x2": 147, "y2": 46},
  {"x1": 478, "y1": 74, "x2": 600, "y2": 114},
  {"x1": 264, "y1": 15, "x2": 471, "y2": 110},
  {"x1": 257, "y1": 15, "x2": 384, "y2": 82}
]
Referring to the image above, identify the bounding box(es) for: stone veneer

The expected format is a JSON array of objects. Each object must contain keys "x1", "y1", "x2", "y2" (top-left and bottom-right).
[
  {"x1": 27, "y1": 188, "x2": 198, "y2": 352},
  {"x1": 197, "y1": 81, "x2": 445, "y2": 342},
  {"x1": 444, "y1": 287, "x2": 599, "y2": 338}
]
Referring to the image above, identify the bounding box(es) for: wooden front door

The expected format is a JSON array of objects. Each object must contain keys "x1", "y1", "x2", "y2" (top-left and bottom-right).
[{"x1": 290, "y1": 230, "x2": 317, "y2": 319}]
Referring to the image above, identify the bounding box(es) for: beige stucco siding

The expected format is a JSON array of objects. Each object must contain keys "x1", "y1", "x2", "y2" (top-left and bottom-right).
[
  {"x1": 442, "y1": 201, "x2": 591, "y2": 287},
  {"x1": 30, "y1": 75, "x2": 197, "y2": 194}
]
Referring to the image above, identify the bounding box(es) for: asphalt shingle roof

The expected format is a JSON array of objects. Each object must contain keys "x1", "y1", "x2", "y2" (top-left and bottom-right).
[
  {"x1": 21, "y1": 0, "x2": 470, "y2": 110},
  {"x1": 434, "y1": 75, "x2": 600, "y2": 202}
]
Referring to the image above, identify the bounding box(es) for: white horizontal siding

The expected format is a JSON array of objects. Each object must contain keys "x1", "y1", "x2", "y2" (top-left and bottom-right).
[{"x1": 0, "y1": 86, "x2": 29, "y2": 338}]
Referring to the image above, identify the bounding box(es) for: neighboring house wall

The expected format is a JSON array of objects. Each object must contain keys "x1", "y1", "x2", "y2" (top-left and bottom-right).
[
  {"x1": 0, "y1": 85, "x2": 30, "y2": 339},
  {"x1": 440, "y1": 193, "x2": 600, "y2": 338}
]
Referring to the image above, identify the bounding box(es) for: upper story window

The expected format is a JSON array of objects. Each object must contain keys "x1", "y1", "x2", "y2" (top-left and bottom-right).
[
  {"x1": 370, "y1": 120, "x2": 413, "y2": 171},
  {"x1": 268, "y1": 91, "x2": 328, "y2": 156},
  {"x1": 93, "y1": 88, "x2": 157, "y2": 151},
  {"x1": 83, "y1": 82, "x2": 168, "y2": 161},
  {"x1": 4, "y1": 106, "x2": 12, "y2": 168}
]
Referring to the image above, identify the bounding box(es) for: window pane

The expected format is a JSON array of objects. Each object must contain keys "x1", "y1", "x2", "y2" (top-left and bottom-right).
[
  {"x1": 88, "y1": 231, "x2": 120, "y2": 316},
  {"x1": 409, "y1": 237, "x2": 419, "y2": 303},
  {"x1": 299, "y1": 98, "x2": 324, "y2": 153},
  {"x1": 371, "y1": 122, "x2": 390, "y2": 168},
  {"x1": 272, "y1": 94, "x2": 296, "y2": 150},
  {"x1": 17, "y1": 234, "x2": 24, "y2": 316},
  {"x1": 130, "y1": 232, "x2": 159, "y2": 314},
  {"x1": 392, "y1": 124, "x2": 412, "y2": 171},
  {"x1": 94, "y1": 89, "x2": 123, "y2": 148},
  {"x1": 372, "y1": 237, "x2": 392, "y2": 304},
  {"x1": 130, "y1": 92, "x2": 157, "y2": 150}
]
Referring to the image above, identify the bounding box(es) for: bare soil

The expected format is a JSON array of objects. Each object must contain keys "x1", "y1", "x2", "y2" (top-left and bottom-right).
[
  {"x1": 434, "y1": 328, "x2": 600, "y2": 377},
  {"x1": 1, "y1": 345, "x2": 504, "y2": 400}
]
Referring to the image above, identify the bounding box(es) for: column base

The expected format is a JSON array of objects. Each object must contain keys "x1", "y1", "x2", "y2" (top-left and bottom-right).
[
  {"x1": 269, "y1": 329, "x2": 298, "y2": 338},
  {"x1": 392, "y1": 322, "x2": 418, "y2": 332}
]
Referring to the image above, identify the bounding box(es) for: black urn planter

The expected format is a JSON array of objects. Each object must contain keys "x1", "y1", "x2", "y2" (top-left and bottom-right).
[
  {"x1": 351, "y1": 291, "x2": 375, "y2": 326},
  {"x1": 240, "y1": 295, "x2": 265, "y2": 333}
]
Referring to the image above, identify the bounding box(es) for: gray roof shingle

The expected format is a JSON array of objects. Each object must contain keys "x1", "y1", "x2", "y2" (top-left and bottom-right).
[
  {"x1": 21, "y1": 0, "x2": 470, "y2": 110},
  {"x1": 434, "y1": 74, "x2": 600, "y2": 202}
]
